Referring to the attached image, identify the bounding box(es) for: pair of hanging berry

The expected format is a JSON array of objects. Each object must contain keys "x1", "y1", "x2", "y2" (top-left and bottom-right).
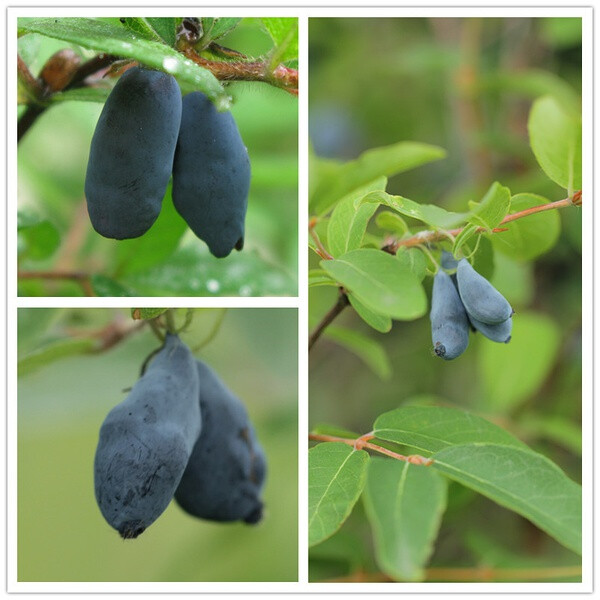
[
  {"x1": 94, "y1": 334, "x2": 266, "y2": 539},
  {"x1": 85, "y1": 66, "x2": 250, "y2": 258},
  {"x1": 430, "y1": 252, "x2": 514, "y2": 360}
]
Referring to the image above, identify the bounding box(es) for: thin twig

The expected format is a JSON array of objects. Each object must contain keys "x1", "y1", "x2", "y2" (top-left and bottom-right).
[
  {"x1": 386, "y1": 192, "x2": 581, "y2": 252},
  {"x1": 308, "y1": 290, "x2": 349, "y2": 351},
  {"x1": 65, "y1": 318, "x2": 144, "y2": 353},
  {"x1": 18, "y1": 53, "x2": 117, "y2": 142},
  {"x1": 323, "y1": 564, "x2": 582, "y2": 583},
  {"x1": 310, "y1": 192, "x2": 582, "y2": 343},
  {"x1": 17, "y1": 270, "x2": 95, "y2": 296},
  {"x1": 164, "y1": 309, "x2": 177, "y2": 334},
  {"x1": 309, "y1": 432, "x2": 432, "y2": 465}
]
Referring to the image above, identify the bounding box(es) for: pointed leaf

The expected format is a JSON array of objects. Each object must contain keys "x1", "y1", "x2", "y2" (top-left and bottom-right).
[
  {"x1": 309, "y1": 269, "x2": 337, "y2": 288},
  {"x1": 432, "y1": 443, "x2": 581, "y2": 554},
  {"x1": 468, "y1": 181, "x2": 511, "y2": 229},
  {"x1": 328, "y1": 196, "x2": 378, "y2": 257},
  {"x1": 201, "y1": 18, "x2": 242, "y2": 44},
  {"x1": 320, "y1": 249, "x2": 427, "y2": 320},
  {"x1": 18, "y1": 17, "x2": 229, "y2": 108},
  {"x1": 362, "y1": 190, "x2": 469, "y2": 229},
  {"x1": 348, "y1": 294, "x2": 392, "y2": 333},
  {"x1": 18, "y1": 338, "x2": 95, "y2": 377},
  {"x1": 363, "y1": 458, "x2": 447, "y2": 581},
  {"x1": 311, "y1": 142, "x2": 445, "y2": 215},
  {"x1": 309, "y1": 442, "x2": 370, "y2": 547},
  {"x1": 261, "y1": 17, "x2": 298, "y2": 63},
  {"x1": 373, "y1": 405, "x2": 528, "y2": 454}
]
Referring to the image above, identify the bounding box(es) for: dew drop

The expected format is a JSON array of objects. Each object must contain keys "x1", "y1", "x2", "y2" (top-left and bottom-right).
[
  {"x1": 207, "y1": 279, "x2": 220, "y2": 293},
  {"x1": 162, "y1": 57, "x2": 178, "y2": 73}
]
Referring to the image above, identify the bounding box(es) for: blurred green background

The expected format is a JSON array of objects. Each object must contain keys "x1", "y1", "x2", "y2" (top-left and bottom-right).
[
  {"x1": 18, "y1": 308, "x2": 298, "y2": 581},
  {"x1": 18, "y1": 18, "x2": 298, "y2": 297},
  {"x1": 309, "y1": 17, "x2": 581, "y2": 581}
]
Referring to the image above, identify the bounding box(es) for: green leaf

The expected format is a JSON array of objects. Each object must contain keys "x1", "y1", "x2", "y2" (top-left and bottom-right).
[
  {"x1": 131, "y1": 308, "x2": 168, "y2": 321},
  {"x1": 375, "y1": 210, "x2": 409, "y2": 235},
  {"x1": 324, "y1": 326, "x2": 391, "y2": 380},
  {"x1": 528, "y1": 96, "x2": 581, "y2": 193},
  {"x1": 395, "y1": 247, "x2": 428, "y2": 281},
  {"x1": 310, "y1": 142, "x2": 445, "y2": 216},
  {"x1": 309, "y1": 442, "x2": 370, "y2": 547},
  {"x1": 17, "y1": 212, "x2": 60, "y2": 261},
  {"x1": 309, "y1": 269, "x2": 337, "y2": 288},
  {"x1": 261, "y1": 18, "x2": 298, "y2": 64},
  {"x1": 90, "y1": 274, "x2": 135, "y2": 297},
  {"x1": 320, "y1": 249, "x2": 427, "y2": 320},
  {"x1": 145, "y1": 17, "x2": 178, "y2": 46},
  {"x1": 327, "y1": 196, "x2": 378, "y2": 258},
  {"x1": 200, "y1": 18, "x2": 242, "y2": 45},
  {"x1": 361, "y1": 190, "x2": 469, "y2": 229},
  {"x1": 452, "y1": 224, "x2": 479, "y2": 255},
  {"x1": 466, "y1": 235, "x2": 495, "y2": 281},
  {"x1": 468, "y1": 181, "x2": 511, "y2": 229},
  {"x1": 114, "y1": 189, "x2": 186, "y2": 276},
  {"x1": 363, "y1": 459, "x2": 447, "y2": 581},
  {"x1": 479, "y1": 69, "x2": 580, "y2": 116},
  {"x1": 490, "y1": 193, "x2": 561, "y2": 261},
  {"x1": 18, "y1": 338, "x2": 95, "y2": 377},
  {"x1": 311, "y1": 424, "x2": 361, "y2": 439},
  {"x1": 432, "y1": 444, "x2": 581, "y2": 554},
  {"x1": 479, "y1": 312, "x2": 561, "y2": 411},
  {"x1": 348, "y1": 294, "x2": 392, "y2": 333},
  {"x1": 123, "y1": 247, "x2": 296, "y2": 296},
  {"x1": 373, "y1": 405, "x2": 528, "y2": 454},
  {"x1": 119, "y1": 18, "x2": 164, "y2": 43},
  {"x1": 49, "y1": 86, "x2": 111, "y2": 103},
  {"x1": 18, "y1": 17, "x2": 229, "y2": 109}
]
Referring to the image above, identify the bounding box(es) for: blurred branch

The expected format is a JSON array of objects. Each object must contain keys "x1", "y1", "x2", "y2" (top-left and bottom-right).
[
  {"x1": 65, "y1": 317, "x2": 145, "y2": 352},
  {"x1": 324, "y1": 564, "x2": 582, "y2": 583},
  {"x1": 308, "y1": 289, "x2": 349, "y2": 351},
  {"x1": 309, "y1": 192, "x2": 581, "y2": 348},
  {"x1": 309, "y1": 432, "x2": 432, "y2": 465},
  {"x1": 17, "y1": 269, "x2": 96, "y2": 296},
  {"x1": 17, "y1": 52, "x2": 118, "y2": 142}
]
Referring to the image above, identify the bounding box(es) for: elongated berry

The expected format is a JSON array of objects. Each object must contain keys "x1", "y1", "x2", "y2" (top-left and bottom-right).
[
  {"x1": 94, "y1": 334, "x2": 201, "y2": 538},
  {"x1": 172, "y1": 92, "x2": 251, "y2": 258},
  {"x1": 85, "y1": 67, "x2": 182, "y2": 239},
  {"x1": 456, "y1": 259, "x2": 513, "y2": 324},
  {"x1": 430, "y1": 269, "x2": 470, "y2": 360},
  {"x1": 470, "y1": 315, "x2": 512, "y2": 343},
  {"x1": 175, "y1": 360, "x2": 266, "y2": 524}
]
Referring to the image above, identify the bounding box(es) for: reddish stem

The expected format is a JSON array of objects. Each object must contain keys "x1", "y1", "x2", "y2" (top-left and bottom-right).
[
  {"x1": 182, "y1": 48, "x2": 298, "y2": 94},
  {"x1": 309, "y1": 432, "x2": 432, "y2": 466}
]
